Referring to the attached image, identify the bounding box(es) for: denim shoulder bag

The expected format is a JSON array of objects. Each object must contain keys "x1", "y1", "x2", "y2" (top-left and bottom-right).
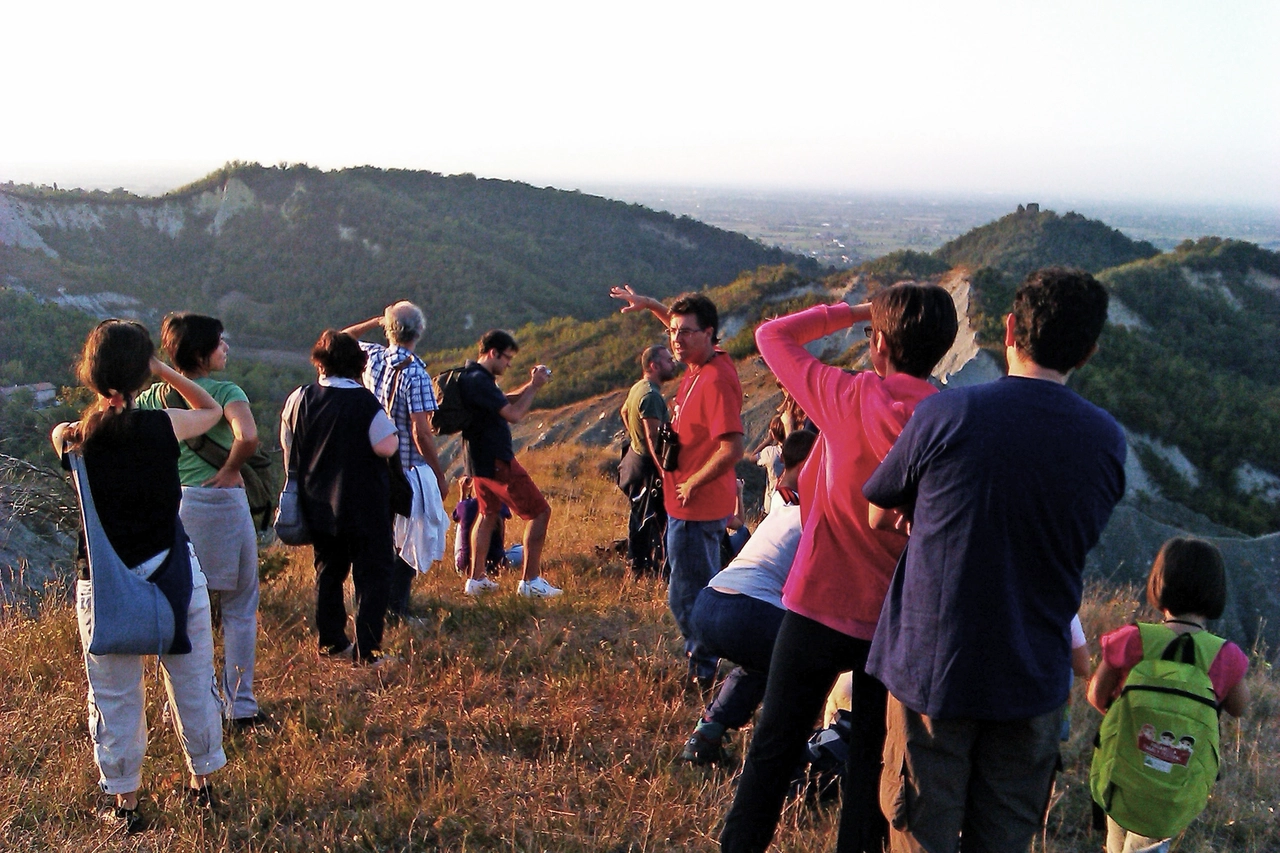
[
  {"x1": 274, "y1": 390, "x2": 313, "y2": 545},
  {"x1": 69, "y1": 450, "x2": 180, "y2": 656}
]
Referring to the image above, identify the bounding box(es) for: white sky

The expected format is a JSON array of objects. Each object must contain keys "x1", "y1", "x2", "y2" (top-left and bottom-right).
[{"x1": 3, "y1": 1, "x2": 1276, "y2": 207}]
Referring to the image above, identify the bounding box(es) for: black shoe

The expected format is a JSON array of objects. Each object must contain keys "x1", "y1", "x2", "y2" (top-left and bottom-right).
[
  {"x1": 319, "y1": 640, "x2": 353, "y2": 660},
  {"x1": 230, "y1": 711, "x2": 272, "y2": 731},
  {"x1": 100, "y1": 804, "x2": 147, "y2": 834},
  {"x1": 680, "y1": 730, "x2": 724, "y2": 765},
  {"x1": 187, "y1": 785, "x2": 216, "y2": 810}
]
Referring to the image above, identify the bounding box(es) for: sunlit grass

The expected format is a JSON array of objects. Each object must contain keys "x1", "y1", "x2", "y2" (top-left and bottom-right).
[{"x1": 1, "y1": 445, "x2": 1276, "y2": 851}]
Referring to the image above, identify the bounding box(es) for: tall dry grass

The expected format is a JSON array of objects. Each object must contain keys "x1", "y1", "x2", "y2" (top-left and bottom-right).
[{"x1": 1, "y1": 444, "x2": 1276, "y2": 852}]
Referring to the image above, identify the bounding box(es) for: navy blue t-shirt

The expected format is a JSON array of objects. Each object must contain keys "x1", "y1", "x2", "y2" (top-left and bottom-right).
[
  {"x1": 459, "y1": 361, "x2": 514, "y2": 478},
  {"x1": 864, "y1": 376, "x2": 1125, "y2": 720}
]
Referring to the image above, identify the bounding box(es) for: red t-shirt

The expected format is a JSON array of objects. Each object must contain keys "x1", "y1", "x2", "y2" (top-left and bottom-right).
[
  {"x1": 1100, "y1": 624, "x2": 1249, "y2": 705},
  {"x1": 664, "y1": 350, "x2": 744, "y2": 521}
]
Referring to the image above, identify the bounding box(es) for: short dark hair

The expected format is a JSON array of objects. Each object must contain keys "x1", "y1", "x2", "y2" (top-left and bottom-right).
[
  {"x1": 640, "y1": 344, "x2": 669, "y2": 371},
  {"x1": 479, "y1": 329, "x2": 519, "y2": 357},
  {"x1": 669, "y1": 293, "x2": 720, "y2": 343},
  {"x1": 1147, "y1": 537, "x2": 1227, "y2": 620},
  {"x1": 1012, "y1": 267, "x2": 1109, "y2": 373},
  {"x1": 870, "y1": 282, "x2": 959, "y2": 378},
  {"x1": 311, "y1": 329, "x2": 367, "y2": 379},
  {"x1": 780, "y1": 428, "x2": 817, "y2": 470},
  {"x1": 160, "y1": 313, "x2": 224, "y2": 373}
]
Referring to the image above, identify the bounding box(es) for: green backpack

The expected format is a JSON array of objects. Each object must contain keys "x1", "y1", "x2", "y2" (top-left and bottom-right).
[{"x1": 1090, "y1": 622, "x2": 1225, "y2": 839}]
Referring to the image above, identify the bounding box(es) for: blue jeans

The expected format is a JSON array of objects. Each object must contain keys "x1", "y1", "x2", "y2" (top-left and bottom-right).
[
  {"x1": 691, "y1": 588, "x2": 784, "y2": 729},
  {"x1": 666, "y1": 516, "x2": 726, "y2": 680}
]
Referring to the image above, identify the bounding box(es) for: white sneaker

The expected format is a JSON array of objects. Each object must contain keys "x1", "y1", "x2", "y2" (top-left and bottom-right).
[
  {"x1": 464, "y1": 576, "x2": 499, "y2": 596},
  {"x1": 518, "y1": 576, "x2": 562, "y2": 598}
]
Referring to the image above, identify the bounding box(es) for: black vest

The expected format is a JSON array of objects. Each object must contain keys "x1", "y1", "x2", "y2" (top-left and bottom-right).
[{"x1": 293, "y1": 384, "x2": 390, "y2": 538}]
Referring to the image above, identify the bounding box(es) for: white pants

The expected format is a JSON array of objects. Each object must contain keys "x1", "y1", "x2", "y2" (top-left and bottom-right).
[
  {"x1": 1106, "y1": 818, "x2": 1171, "y2": 853},
  {"x1": 180, "y1": 486, "x2": 260, "y2": 719},
  {"x1": 76, "y1": 550, "x2": 227, "y2": 795}
]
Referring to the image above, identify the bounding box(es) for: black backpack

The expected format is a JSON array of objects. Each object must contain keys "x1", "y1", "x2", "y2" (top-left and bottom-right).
[{"x1": 431, "y1": 363, "x2": 478, "y2": 435}]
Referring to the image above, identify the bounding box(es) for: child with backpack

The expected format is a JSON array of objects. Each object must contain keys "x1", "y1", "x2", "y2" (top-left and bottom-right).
[{"x1": 1088, "y1": 537, "x2": 1251, "y2": 853}]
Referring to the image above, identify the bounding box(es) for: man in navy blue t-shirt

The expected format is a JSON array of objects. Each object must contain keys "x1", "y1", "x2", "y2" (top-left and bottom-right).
[{"x1": 864, "y1": 268, "x2": 1125, "y2": 853}]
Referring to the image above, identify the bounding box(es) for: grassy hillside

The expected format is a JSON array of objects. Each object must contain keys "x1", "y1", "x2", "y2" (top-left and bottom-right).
[
  {"x1": 2, "y1": 163, "x2": 817, "y2": 350},
  {"x1": 2, "y1": 444, "x2": 1276, "y2": 851}
]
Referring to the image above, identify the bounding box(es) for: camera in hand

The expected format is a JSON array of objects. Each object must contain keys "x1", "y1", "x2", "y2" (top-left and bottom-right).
[{"x1": 655, "y1": 422, "x2": 680, "y2": 472}]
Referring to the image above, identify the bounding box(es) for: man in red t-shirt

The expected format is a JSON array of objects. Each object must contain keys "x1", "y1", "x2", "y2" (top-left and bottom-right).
[{"x1": 611, "y1": 285, "x2": 745, "y2": 689}]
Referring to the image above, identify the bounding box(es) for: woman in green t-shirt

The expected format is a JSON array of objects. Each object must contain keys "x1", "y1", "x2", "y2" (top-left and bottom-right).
[{"x1": 137, "y1": 313, "x2": 267, "y2": 729}]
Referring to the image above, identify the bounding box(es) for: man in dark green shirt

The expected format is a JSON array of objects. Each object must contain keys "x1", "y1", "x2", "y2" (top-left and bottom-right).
[{"x1": 618, "y1": 344, "x2": 677, "y2": 577}]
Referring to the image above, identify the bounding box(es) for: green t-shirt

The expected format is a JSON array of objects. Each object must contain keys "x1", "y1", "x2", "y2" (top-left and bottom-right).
[
  {"x1": 136, "y1": 377, "x2": 250, "y2": 486},
  {"x1": 623, "y1": 378, "x2": 668, "y2": 455}
]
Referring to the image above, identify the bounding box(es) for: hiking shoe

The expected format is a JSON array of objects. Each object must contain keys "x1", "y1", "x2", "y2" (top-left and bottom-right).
[
  {"x1": 230, "y1": 711, "x2": 272, "y2": 731},
  {"x1": 100, "y1": 804, "x2": 147, "y2": 834},
  {"x1": 356, "y1": 650, "x2": 403, "y2": 669},
  {"x1": 518, "y1": 576, "x2": 562, "y2": 598},
  {"x1": 319, "y1": 640, "x2": 353, "y2": 660},
  {"x1": 464, "y1": 576, "x2": 499, "y2": 596},
  {"x1": 681, "y1": 730, "x2": 723, "y2": 765}
]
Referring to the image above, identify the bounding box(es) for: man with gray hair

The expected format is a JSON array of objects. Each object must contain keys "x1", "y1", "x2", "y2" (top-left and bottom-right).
[{"x1": 343, "y1": 301, "x2": 448, "y2": 620}]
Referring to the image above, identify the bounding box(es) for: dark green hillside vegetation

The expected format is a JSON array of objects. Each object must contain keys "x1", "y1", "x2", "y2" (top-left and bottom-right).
[
  {"x1": 935, "y1": 206, "x2": 1159, "y2": 280},
  {"x1": 859, "y1": 249, "x2": 951, "y2": 282},
  {"x1": 425, "y1": 265, "x2": 821, "y2": 410},
  {"x1": 4, "y1": 163, "x2": 815, "y2": 351},
  {"x1": 1071, "y1": 239, "x2": 1280, "y2": 534},
  {"x1": 0, "y1": 291, "x2": 97, "y2": 386}
]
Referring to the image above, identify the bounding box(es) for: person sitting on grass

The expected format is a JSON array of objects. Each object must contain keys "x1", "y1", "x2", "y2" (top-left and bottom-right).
[
  {"x1": 682, "y1": 429, "x2": 816, "y2": 764},
  {"x1": 452, "y1": 476, "x2": 509, "y2": 576}
]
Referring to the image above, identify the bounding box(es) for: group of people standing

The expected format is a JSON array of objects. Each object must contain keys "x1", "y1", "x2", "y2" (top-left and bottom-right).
[{"x1": 55, "y1": 270, "x2": 1248, "y2": 850}]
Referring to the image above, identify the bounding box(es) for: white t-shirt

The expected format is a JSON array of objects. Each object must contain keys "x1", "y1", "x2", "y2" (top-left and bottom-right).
[{"x1": 707, "y1": 499, "x2": 801, "y2": 609}]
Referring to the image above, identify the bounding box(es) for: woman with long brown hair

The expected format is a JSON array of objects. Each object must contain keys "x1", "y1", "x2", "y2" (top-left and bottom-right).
[{"x1": 52, "y1": 320, "x2": 227, "y2": 833}]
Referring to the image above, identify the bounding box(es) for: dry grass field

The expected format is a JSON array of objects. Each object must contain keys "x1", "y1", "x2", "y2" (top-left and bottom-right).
[{"x1": 1, "y1": 444, "x2": 1276, "y2": 852}]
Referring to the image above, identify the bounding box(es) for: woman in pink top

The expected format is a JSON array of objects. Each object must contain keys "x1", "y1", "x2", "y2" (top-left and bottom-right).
[{"x1": 721, "y1": 284, "x2": 957, "y2": 853}]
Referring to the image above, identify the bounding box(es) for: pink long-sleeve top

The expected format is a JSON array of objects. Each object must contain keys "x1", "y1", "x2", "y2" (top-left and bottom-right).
[{"x1": 756, "y1": 303, "x2": 938, "y2": 640}]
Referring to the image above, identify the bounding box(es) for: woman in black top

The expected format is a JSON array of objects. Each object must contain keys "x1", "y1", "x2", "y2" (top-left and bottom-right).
[
  {"x1": 52, "y1": 320, "x2": 226, "y2": 832},
  {"x1": 280, "y1": 330, "x2": 399, "y2": 664}
]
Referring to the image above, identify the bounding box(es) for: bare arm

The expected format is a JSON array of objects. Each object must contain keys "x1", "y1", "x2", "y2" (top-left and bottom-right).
[
  {"x1": 341, "y1": 316, "x2": 383, "y2": 340},
  {"x1": 675, "y1": 433, "x2": 745, "y2": 505},
  {"x1": 202, "y1": 399, "x2": 259, "y2": 488},
  {"x1": 372, "y1": 432, "x2": 399, "y2": 458},
  {"x1": 641, "y1": 416, "x2": 664, "y2": 468},
  {"x1": 410, "y1": 409, "x2": 449, "y2": 498},
  {"x1": 868, "y1": 503, "x2": 911, "y2": 535},
  {"x1": 610, "y1": 285, "x2": 673, "y2": 327},
  {"x1": 1087, "y1": 659, "x2": 1124, "y2": 714},
  {"x1": 156, "y1": 359, "x2": 222, "y2": 441},
  {"x1": 1071, "y1": 643, "x2": 1093, "y2": 680},
  {"x1": 1221, "y1": 678, "x2": 1250, "y2": 718},
  {"x1": 498, "y1": 366, "x2": 550, "y2": 424}
]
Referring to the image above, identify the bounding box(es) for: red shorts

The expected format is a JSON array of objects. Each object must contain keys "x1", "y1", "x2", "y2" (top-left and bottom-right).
[{"x1": 474, "y1": 458, "x2": 551, "y2": 520}]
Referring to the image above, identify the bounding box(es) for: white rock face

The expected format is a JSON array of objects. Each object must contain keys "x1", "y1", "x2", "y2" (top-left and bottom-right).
[
  {"x1": 1182, "y1": 268, "x2": 1242, "y2": 310},
  {"x1": 1236, "y1": 463, "x2": 1280, "y2": 502},
  {"x1": 1129, "y1": 432, "x2": 1201, "y2": 489},
  {"x1": 933, "y1": 268, "x2": 981, "y2": 385},
  {"x1": 1107, "y1": 298, "x2": 1148, "y2": 330},
  {"x1": 1247, "y1": 268, "x2": 1280, "y2": 294},
  {"x1": 209, "y1": 178, "x2": 257, "y2": 236},
  {"x1": 0, "y1": 195, "x2": 57, "y2": 256}
]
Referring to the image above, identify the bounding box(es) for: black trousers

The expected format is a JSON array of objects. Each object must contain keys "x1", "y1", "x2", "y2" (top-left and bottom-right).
[
  {"x1": 387, "y1": 556, "x2": 416, "y2": 618},
  {"x1": 312, "y1": 527, "x2": 393, "y2": 661},
  {"x1": 720, "y1": 611, "x2": 889, "y2": 853},
  {"x1": 618, "y1": 446, "x2": 666, "y2": 576}
]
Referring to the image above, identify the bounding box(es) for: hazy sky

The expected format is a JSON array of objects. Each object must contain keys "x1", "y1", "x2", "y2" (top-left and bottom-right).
[{"x1": 4, "y1": 1, "x2": 1276, "y2": 206}]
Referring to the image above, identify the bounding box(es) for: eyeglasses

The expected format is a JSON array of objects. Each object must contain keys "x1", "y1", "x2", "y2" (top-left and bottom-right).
[
  {"x1": 864, "y1": 326, "x2": 875, "y2": 339},
  {"x1": 669, "y1": 326, "x2": 705, "y2": 339},
  {"x1": 498, "y1": 350, "x2": 517, "y2": 362}
]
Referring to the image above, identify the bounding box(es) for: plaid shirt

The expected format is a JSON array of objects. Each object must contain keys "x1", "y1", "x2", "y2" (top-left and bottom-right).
[{"x1": 359, "y1": 341, "x2": 437, "y2": 471}]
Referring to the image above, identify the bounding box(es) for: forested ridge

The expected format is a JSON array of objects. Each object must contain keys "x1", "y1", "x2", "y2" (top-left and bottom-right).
[
  {"x1": 4, "y1": 190, "x2": 1279, "y2": 534},
  {"x1": 2, "y1": 163, "x2": 816, "y2": 351}
]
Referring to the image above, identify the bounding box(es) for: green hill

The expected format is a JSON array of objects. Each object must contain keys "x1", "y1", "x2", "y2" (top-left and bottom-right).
[
  {"x1": 0, "y1": 163, "x2": 816, "y2": 351},
  {"x1": 935, "y1": 205, "x2": 1159, "y2": 279}
]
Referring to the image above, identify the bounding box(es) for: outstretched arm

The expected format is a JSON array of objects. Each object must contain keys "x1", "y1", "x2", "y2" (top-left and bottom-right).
[
  {"x1": 755, "y1": 302, "x2": 871, "y2": 432},
  {"x1": 498, "y1": 365, "x2": 551, "y2": 424},
  {"x1": 610, "y1": 285, "x2": 673, "y2": 328}
]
